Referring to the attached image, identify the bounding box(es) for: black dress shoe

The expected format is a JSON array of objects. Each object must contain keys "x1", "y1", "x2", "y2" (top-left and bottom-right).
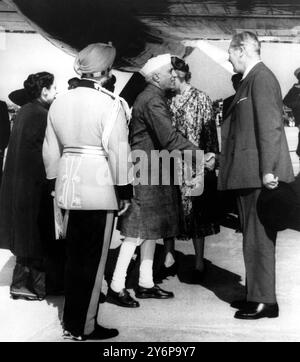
[
  {"x1": 230, "y1": 299, "x2": 257, "y2": 309},
  {"x1": 63, "y1": 325, "x2": 119, "y2": 341},
  {"x1": 83, "y1": 325, "x2": 119, "y2": 340},
  {"x1": 106, "y1": 287, "x2": 140, "y2": 308},
  {"x1": 234, "y1": 303, "x2": 279, "y2": 320},
  {"x1": 135, "y1": 285, "x2": 174, "y2": 299}
]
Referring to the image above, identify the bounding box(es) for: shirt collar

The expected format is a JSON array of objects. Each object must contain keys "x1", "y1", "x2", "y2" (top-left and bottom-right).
[{"x1": 242, "y1": 60, "x2": 262, "y2": 80}]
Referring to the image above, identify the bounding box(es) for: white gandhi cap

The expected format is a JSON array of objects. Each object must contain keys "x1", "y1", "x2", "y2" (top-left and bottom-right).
[{"x1": 140, "y1": 54, "x2": 172, "y2": 77}]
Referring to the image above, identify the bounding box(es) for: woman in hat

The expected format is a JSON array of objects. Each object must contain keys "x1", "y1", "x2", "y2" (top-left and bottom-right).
[
  {"x1": 158, "y1": 56, "x2": 220, "y2": 281},
  {"x1": 0, "y1": 72, "x2": 58, "y2": 300}
]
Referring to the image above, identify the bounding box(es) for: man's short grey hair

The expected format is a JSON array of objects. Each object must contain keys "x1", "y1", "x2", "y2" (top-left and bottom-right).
[{"x1": 231, "y1": 31, "x2": 261, "y2": 55}]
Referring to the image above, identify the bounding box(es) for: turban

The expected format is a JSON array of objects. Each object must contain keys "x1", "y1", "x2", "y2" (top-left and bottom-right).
[
  {"x1": 294, "y1": 67, "x2": 300, "y2": 78},
  {"x1": 140, "y1": 54, "x2": 171, "y2": 77},
  {"x1": 74, "y1": 42, "x2": 116, "y2": 77}
]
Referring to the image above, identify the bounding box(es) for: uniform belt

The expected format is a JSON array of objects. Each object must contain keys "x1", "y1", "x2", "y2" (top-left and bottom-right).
[{"x1": 63, "y1": 146, "x2": 107, "y2": 157}]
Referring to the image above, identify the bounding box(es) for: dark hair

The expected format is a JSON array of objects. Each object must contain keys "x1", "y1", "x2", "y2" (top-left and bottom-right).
[
  {"x1": 68, "y1": 77, "x2": 80, "y2": 89},
  {"x1": 102, "y1": 74, "x2": 116, "y2": 92},
  {"x1": 171, "y1": 56, "x2": 191, "y2": 82},
  {"x1": 23, "y1": 72, "x2": 54, "y2": 100},
  {"x1": 68, "y1": 77, "x2": 80, "y2": 85}
]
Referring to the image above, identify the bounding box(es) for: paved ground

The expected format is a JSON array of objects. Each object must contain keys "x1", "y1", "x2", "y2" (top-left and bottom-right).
[{"x1": 1, "y1": 226, "x2": 300, "y2": 342}]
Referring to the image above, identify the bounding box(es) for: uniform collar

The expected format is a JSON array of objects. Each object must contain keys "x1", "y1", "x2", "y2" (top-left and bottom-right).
[{"x1": 77, "y1": 78, "x2": 102, "y2": 91}]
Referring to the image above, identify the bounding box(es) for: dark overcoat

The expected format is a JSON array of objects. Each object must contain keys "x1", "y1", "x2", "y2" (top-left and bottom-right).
[
  {"x1": 218, "y1": 62, "x2": 294, "y2": 191},
  {"x1": 0, "y1": 100, "x2": 53, "y2": 258},
  {"x1": 0, "y1": 100, "x2": 10, "y2": 151},
  {"x1": 119, "y1": 84, "x2": 199, "y2": 239}
]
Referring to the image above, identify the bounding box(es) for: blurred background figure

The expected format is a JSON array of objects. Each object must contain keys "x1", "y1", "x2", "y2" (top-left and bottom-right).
[
  {"x1": 0, "y1": 72, "x2": 59, "y2": 301},
  {"x1": 159, "y1": 56, "x2": 220, "y2": 282},
  {"x1": 222, "y1": 73, "x2": 243, "y2": 117},
  {"x1": 67, "y1": 77, "x2": 80, "y2": 90},
  {"x1": 283, "y1": 67, "x2": 300, "y2": 161},
  {"x1": 0, "y1": 99, "x2": 10, "y2": 186}
]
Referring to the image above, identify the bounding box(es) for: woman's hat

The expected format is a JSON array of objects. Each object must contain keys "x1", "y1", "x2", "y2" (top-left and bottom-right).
[{"x1": 8, "y1": 88, "x2": 31, "y2": 106}]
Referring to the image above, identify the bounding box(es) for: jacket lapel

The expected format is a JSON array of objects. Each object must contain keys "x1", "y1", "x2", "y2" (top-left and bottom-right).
[{"x1": 223, "y1": 62, "x2": 265, "y2": 119}]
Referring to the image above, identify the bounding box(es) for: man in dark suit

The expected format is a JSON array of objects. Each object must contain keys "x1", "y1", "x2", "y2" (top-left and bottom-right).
[
  {"x1": 0, "y1": 100, "x2": 10, "y2": 186},
  {"x1": 218, "y1": 31, "x2": 295, "y2": 319}
]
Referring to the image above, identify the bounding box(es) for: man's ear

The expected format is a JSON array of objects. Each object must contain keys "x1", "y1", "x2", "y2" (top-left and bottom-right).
[{"x1": 152, "y1": 73, "x2": 160, "y2": 83}]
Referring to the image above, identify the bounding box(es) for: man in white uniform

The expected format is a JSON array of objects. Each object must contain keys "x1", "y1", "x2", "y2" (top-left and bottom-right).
[{"x1": 43, "y1": 43, "x2": 132, "y2": 340}]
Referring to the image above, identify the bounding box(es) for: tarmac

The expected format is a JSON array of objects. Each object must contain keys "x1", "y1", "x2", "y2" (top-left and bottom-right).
[{"x1": 0, "y1": 225, "x2": 300, "y2": 343}]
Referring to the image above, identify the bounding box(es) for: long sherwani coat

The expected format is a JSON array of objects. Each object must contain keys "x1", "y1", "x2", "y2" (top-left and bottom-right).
[
  {"x1": 218, "y1": 62, "x2": 294, "y2": 304},
  {"x1": 119, "y1": 83, "x2": 199, "y2": 239}
]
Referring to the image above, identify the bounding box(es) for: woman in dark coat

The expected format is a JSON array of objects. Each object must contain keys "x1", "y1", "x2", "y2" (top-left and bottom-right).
[{"x1": 0, "y1": 72, "x2": 57, "y2": 300}]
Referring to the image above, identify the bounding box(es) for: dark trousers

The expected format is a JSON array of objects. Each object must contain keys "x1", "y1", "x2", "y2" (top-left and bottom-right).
[
  {"x1": 237, "y1": 189, "x2": 277, "y2": 304},
  {"x1": 63, "y1": 210, "x2": 113, "y2": 337}
]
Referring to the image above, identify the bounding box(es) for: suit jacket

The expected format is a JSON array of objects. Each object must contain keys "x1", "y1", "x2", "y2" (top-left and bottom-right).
[
  {"x1": 218, "y1": 62, "x2": 294, "y2": 190},
  {"x1": 0, "y1": 100, "x2": 10, "y2": 152}
]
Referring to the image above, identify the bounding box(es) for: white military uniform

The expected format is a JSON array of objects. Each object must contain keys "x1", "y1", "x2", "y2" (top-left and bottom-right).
[{"x1": 43, "y1": 79, "x2": 131, "y2": 338}]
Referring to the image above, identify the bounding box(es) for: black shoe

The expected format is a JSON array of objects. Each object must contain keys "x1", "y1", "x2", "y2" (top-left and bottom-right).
[
  {"x1": 135, "y1": 284, "x2": 174, "y2": 299},
  {"x1": 84, "y1": 325, "x2": 119, "y2": 340},
  {"x1": 234, "y1": 303, "x2": 279, "y2": 320},
  {"x1": 10, "y1": 290, "x2": 44, "y2": 301},
  {"x1": 154, "y1": 262, "x2": 178, "y2": 282},
  {"x1": 63, "y1": 325, "x2": 119, "y2": 341},
  {"x1": 230, "y1": 299, "x2": 257, "y2": 309},
  {"x1": 106, "y1": 287, "x2": 140, "y2": 308}
]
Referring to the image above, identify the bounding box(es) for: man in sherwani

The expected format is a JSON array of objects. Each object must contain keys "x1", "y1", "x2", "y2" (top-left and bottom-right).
[
  {"x1": 218, "y1": 32, "x2": 294, "y2": 319},
  {"x1": 106, "y1": 54, "x2": 202, "y2": 308},
  {"x1": 43, "y1": 43, "x2": 132, "y2": 340}
]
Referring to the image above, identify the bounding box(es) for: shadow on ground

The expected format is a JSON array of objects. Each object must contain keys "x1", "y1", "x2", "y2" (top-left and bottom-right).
[
  {"x1": 105, "y1": 244, "x2": 245, "y2": 304},
  {"x1": 175, "y1": 253, "x2": 245, "y2": 304}
]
